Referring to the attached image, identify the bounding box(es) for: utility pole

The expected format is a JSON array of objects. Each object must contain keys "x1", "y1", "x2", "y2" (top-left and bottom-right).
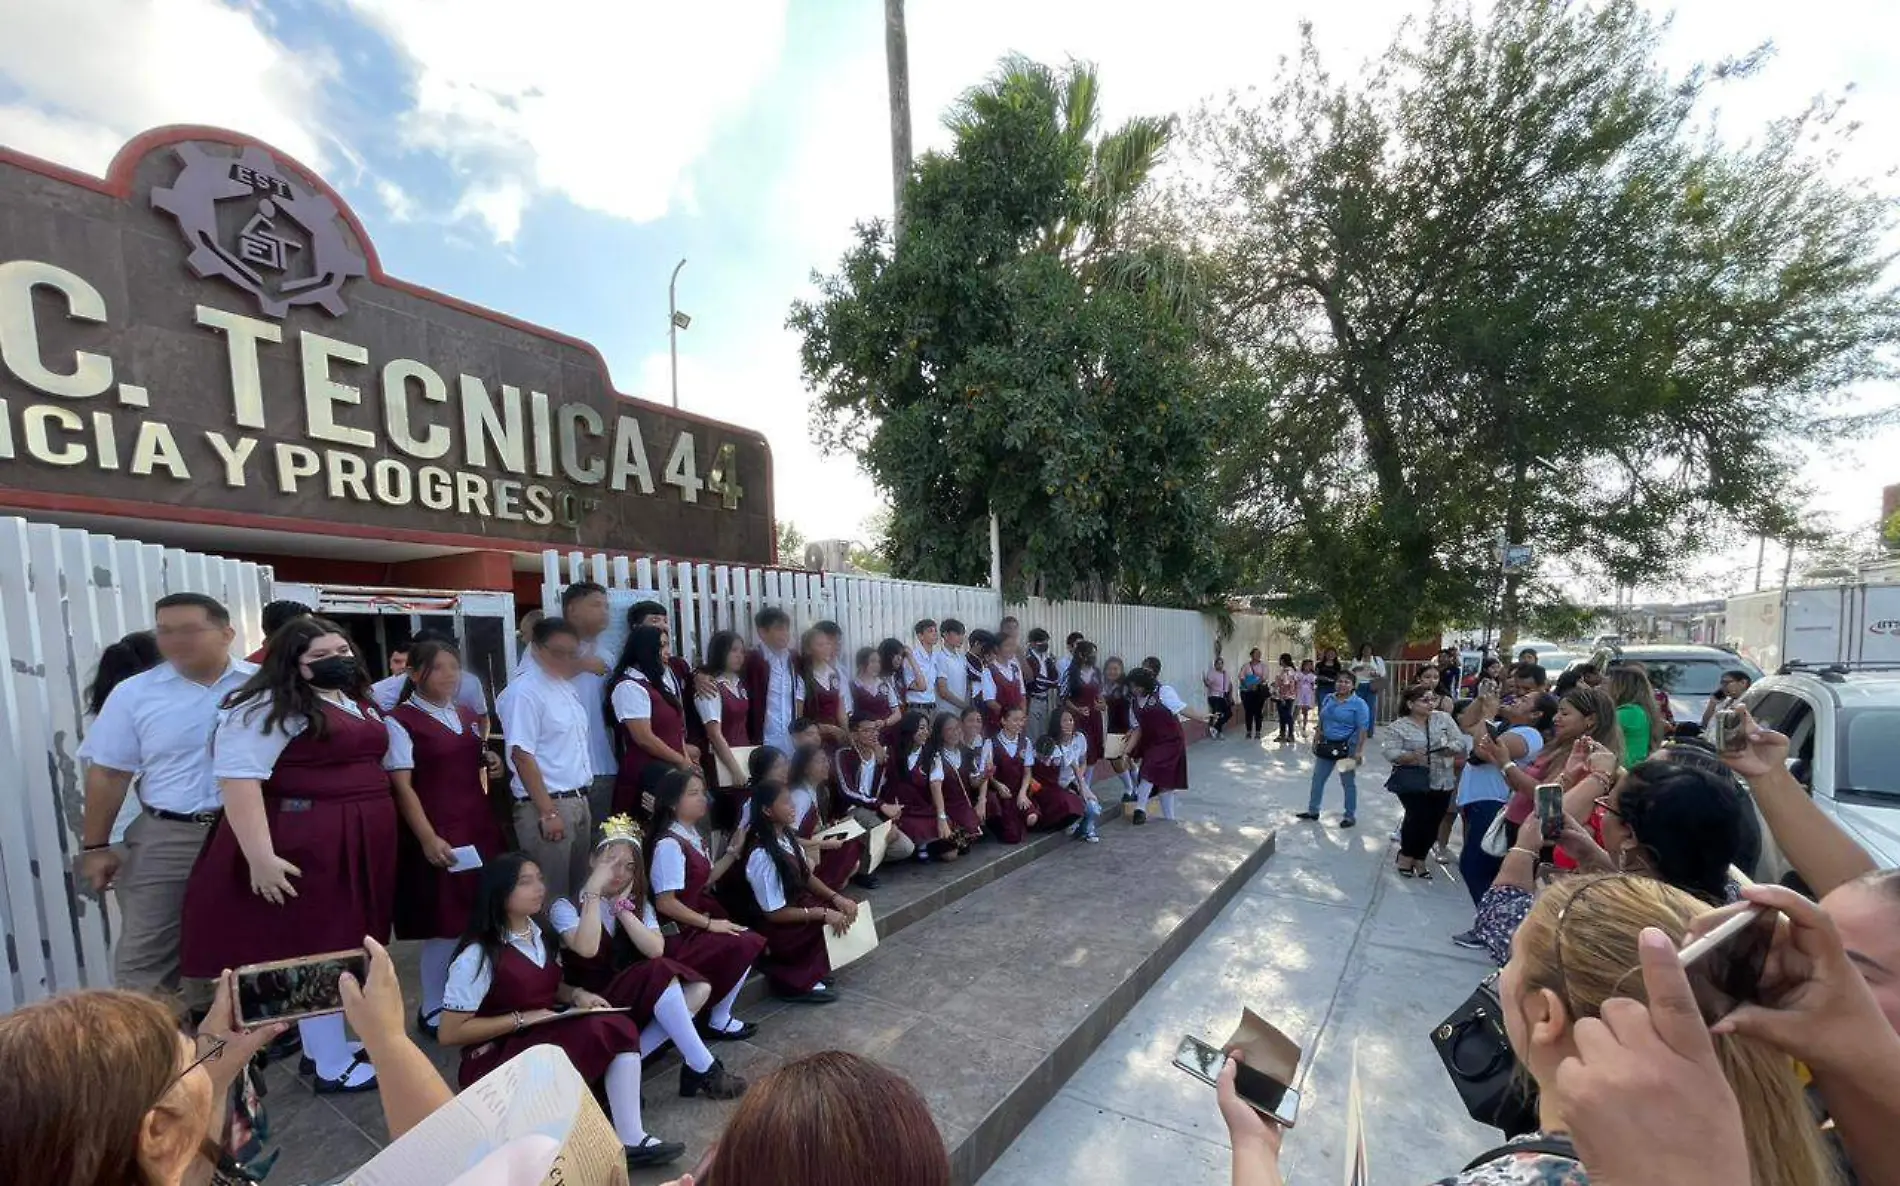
[
  {"x1": 884, "y1": 0, "x2": 912, "y2": 243},
  {"x1": 667, "y1": 257, "x2": 687, "y2": 408}
]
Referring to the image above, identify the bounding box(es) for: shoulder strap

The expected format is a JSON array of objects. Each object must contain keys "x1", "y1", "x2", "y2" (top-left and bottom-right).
[{"x1": 1463, "y1": 1135, "x2": 1577, "y2": 1172}]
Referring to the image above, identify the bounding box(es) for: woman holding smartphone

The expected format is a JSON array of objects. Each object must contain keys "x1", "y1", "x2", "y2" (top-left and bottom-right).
[
  {"x1": 785, "y1": 744, "x2": 864, "y2": 890},
  {"x1": 438, "y1": 852, "x2": 685, "y2": 1169},
  {"x1": 388, "y1": 640, "x2": 508, "y2": 1038},
  {"x1": 645, "y1": 768, "x2": 766, "y2": 1041},
  {"x1": 736, "y1": 781, "x2": 858, "y2": 1003},
  {"x1": 180, "y1": 615, "x2": 399, "y2": 1094},
  {"x1": 1380, "y1": 684, "x2": 1467, "y2": 879}
]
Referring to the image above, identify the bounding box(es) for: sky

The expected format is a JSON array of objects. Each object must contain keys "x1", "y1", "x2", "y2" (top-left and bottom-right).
[{"x1": 1, "y1": 0, "x2": 1894, "y2": 600}]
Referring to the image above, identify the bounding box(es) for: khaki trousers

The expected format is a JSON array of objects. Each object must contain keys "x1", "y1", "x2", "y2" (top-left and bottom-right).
[
  {"x1": 848, "y1": 805, "x2": 916, "y2": 868},
  {"x1": 512, "y1": 796, "x2": 593, "y2": 902},
  {"x1": 113, "y1": 811, "x2": 217, "y2": 995}
]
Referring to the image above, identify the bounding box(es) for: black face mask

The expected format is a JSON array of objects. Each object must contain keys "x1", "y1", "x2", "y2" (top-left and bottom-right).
[{"x1": 305, "y1": 655, "x2": 358, "y2": 690}]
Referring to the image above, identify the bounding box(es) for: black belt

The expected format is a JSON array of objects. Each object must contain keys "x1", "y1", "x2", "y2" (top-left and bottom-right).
[
  {"x1": 540, "y1": 789, "x2": 585, "y2": 800},
  {"x1": 146, "y1": 806, "x2": 222, "y2": 825}
]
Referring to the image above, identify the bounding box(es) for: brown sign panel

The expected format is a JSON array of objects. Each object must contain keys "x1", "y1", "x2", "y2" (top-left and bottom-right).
[{"x1": 0, "y1": 126, "x2": 774, "y2": 563}]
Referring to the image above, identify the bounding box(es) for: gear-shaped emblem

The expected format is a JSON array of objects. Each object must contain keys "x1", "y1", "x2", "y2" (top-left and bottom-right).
[{"x1": 151, "y1": 142, "x2": 366, "y2": 319}]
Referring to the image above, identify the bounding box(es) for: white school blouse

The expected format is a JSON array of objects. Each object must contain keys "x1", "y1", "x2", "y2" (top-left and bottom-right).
[
  {"x1": 1053, "y1": 735, "x2": 1089, "y2": 786},
  {"x1": 650, "y1": 821, "x2": 707, "y2": 896},
  {"x1": 443, "y1": 926, "x2": 550, "y2": 1012},
  {"x1": 610, "y1": 666, "x2": 684, "y2": 723},
  {"x1": 383, "y1": 694, "x2": 469, "y2": 770},
  {"x1": 211, "y1": 693, "x2": 404, "y2": 780},
  {"x1": 745, "y1": 832, "x2": 805, "y2": 912},
  {"x1": 694, "y1": 673, "x2": 745, "y2": 727},
  {"x1": 550, "y1": 894, "x2": 661, "y2": 937}
]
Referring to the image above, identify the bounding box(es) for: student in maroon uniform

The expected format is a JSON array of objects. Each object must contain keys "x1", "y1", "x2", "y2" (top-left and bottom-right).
[
  {"x1": 550, "y1": 818, "x2": 745, "y2": 1102},
  {"x1": 738, "y1": 780, "x2": 859, "y2": 1003},
  {"x1": 849, "y1": 646, "x2": 902, "y2": 742},
  {"x1": 645, "y1": 769, "x2": 764, "y2": 1042},
  {"x1": 834, "y1": 711, "x2": 915, "y2": 880},
  {"x1": 986, "y1": 703, "x2": 1038, "y2": 843},
  {"x1": 925, "y1": 712, "x2": 985, "y2": 842},
  {"x1": 625, "y1": 600, "x2": 712, "y2": 739},
  {"x1": 958, "y1": 705, "x2": 994, "y2": 823},
  {"x1": 1101, "y1": 655, "x2": 1139, "y2": 801},
  {"x1": 985, "y1": 630, "x2": 1028, "y2": 735},
  {"x1": 797, "y1": 620, "x2": 851, "y2": 750},
  {"x1": 883, "y1": 709, "x2": 963, "y2": 862},
  {"x1": 1124, "y1": 666, "x2": 1194, "y2": 825},
  {"x1": 785, "y1": 744, "x2": 865, "y2": 889},
  {"x1": 1028, "y1": 708, "x2": 1090, "y2": 834},
  {"x1": 1022, "y1": 628, "x2": 1060, "y2": 739},
  {"x1": 607, "y1": 624, "x2": 697, "y2": 819},
  {"x1": 180, "y1": 615, "x2": 396, "y2": 1094},
  {"x1": 694, "y1": 630, "x2": 754, "y2": 841},
  {"x1": 438, "y1": 853, "x2": 684, "y2": 1169},
  {"x1": 388, "y1": 640, "x2": 508, "y2": 1039},
  {"x1": 1062, "y1": 640, "x2": 1107, "y2": 767},
  {"x1": 742, "y1": 607, "x2": 799, "y2": 754}
]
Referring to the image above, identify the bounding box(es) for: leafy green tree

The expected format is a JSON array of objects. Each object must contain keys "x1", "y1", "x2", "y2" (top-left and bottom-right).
[
  {"x1": 776, "y1": 520, "x2": 808, "y2": 568},
  {"x1": 790, "y1": 56, "x2": 1232, "y2": 605},
  {"x1": 1185, "y1": 0, "x2": 1899, "y2": 651}
]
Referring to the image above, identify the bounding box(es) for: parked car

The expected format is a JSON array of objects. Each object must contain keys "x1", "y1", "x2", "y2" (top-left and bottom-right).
[
  {"x1": 1578, "y1": 643, "x2": 1763, "y2": 729},
  {"x1": 1740, "y1": 665, "x2": 1900, "y2": 872}
]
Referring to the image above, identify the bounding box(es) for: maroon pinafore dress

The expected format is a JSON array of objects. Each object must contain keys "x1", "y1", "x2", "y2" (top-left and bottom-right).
[
  {"x1": 796, "y1": 789, "x2": 864, "y2": 888},
  {"x1": 456, "y1": 940, "x2": 643, "y2": 1088},
  {"x1": 883, "y1": 750, "x2": 950, "y2": 851},
  {"x1": 707, "y1": 678, "x2": 754, "y2": 833},
  {"x1": 612, "y1": 670, "x2": 688, "y2": 818},
  {"x1": 181, "y1": 700, "x2": 397, "y2": 977},
  {"x1": 1068, "y1": 669, "x2": 1106, "y2": 764},
  {"x1": 939, "y1": 759, "x2": 984, "y2": 835},
  {"x1": 985, "y1": 734, "x2": 1034, "y2": 844},
  {"x1": 987, "y1": 661, "x2": 1025, "y2": 734},
  {"x1": 392, "y1": 701, "x2": 506, "y2": 941},
  {"x1": 656, "y1": 832, "x2": 767, "y2": 1004},
  {"x1": 1029, "y1": 748, "x2": 1087, "y2": 831},
  {"x1": 561, "y1": 905, "x2": 705, "y2": 1024},
  {"x1": 803, "y1": 667, "x2": 846, "y2": 749},
  {"x1": 748, "y1": 838, "x2": 832, "y2": 996},
  {"x1": 1131, "y1": 693, "x2": 1188, "y2": 790},
  {"x1": 852, "y1": 678, "x2": 897, "y2": 748}
]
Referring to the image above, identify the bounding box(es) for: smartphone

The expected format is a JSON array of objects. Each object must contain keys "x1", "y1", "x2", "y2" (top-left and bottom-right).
[
  {"x1": 1172, "y1": 1035, "x2": 1300, "y2": 1126},
  {"x1": 1478, "y1": 678, "x2": 1500, "y2": 700},
  {"x1": 235, "y1": 948, "x2": 369, "y2": 1026},
  {"x1": 1535, "y1": 783, "x2": 1566, "y2": 845},
  {"x1": 1713, "y1": 708, "x2": 1747, "y2": 754},
  {"x1": 1679, "y1": 905, "x2": 1777, "y2": 1021}
]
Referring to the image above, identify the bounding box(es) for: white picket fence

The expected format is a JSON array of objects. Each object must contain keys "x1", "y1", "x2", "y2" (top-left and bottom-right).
[
  {"x1": 0, "y1": 518, "x2": 270, "y2": 1008},
  {"x1": 541, "y1": 552, "x2": 1224, "y2": 697}
]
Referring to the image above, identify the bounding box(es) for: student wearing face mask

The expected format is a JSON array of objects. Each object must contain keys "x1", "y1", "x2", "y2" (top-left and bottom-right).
[{"x1": 179, "y1": 616, "x2": 401, "y2": 1094}]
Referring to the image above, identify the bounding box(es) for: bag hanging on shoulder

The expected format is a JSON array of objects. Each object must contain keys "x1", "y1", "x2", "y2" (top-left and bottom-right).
[
  {"x1": 1463, "y1": 1134, "x2": 1577, "y2": 1172},
  {"x1": 1314, "y1": 736, "x2": 1353, "y2": 761},
  {"x1": 1386, "y1": 763, "x2": 1432, "y2": 794},
  {"x1": 1431, "y1": 972, "x2": 1542, "y2": 1138},
  {"x1": 1480, "y1": 807, "x2": 1514, "y2": 857}
]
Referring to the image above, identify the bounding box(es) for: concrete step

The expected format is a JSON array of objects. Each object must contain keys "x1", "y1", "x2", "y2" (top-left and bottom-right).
[{"x1": 631, "y1": 812, "x2": 1277, "y2": 1185}]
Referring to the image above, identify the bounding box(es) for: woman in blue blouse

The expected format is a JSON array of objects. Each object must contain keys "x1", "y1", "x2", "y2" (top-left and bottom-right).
[{"x1": 1298, "y1": 672, "x2": 1372, "y2": 827}]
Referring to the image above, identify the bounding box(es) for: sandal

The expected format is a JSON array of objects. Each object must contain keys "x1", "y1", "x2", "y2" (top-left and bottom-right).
[
  {"x1": 1397, "y1": 864, "x2": 1416, "y2": 878},
  {"x1": 1415, "y1": 866, "x2": 1434, "y2": 881}
]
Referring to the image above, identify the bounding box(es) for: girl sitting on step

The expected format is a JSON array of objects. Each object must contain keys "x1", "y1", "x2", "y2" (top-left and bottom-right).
[{"x1": 736, "y1": 780, "x2": 859, "y2": 1004}]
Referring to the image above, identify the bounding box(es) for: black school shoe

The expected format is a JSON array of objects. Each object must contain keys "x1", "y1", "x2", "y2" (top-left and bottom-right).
[
  {"x1": 311, "y1": 1052, "x2": 378, "y2": 1095},
  {"x1": 1131, "y1": 809, "x2": 1148, "y2": 825},
  {"x1": 698, "y1": 1017, "x2": 759, "y2": 1042},
  {"x1": 414, "y1": 1007, "x2": 440, "y2": 1041},
  {"x1": 625, "y1": 1136, "x2": 687, "y2": 1169},
  {"x1": 1294, "y1": 811, "x2": 1320, "y2": 821},
  {"x1": 680, "y1": 1058, "x2": 748, "y2": 1100},
  {"x1": 779, "y1": 984, "x2": 839, "y2": 1005},
  {"x1": 851, "y1": 872, "x2": 881, "y2": 890}
]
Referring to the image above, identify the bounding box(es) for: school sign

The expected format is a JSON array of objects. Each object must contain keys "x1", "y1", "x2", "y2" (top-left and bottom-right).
[{"x1": 0, "y1": 126, "x2": 774, "y2": 562}]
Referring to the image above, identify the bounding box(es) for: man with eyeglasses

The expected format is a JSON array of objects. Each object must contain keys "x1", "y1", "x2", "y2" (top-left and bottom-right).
[
  {"x1": 1699, "y1": 669, "x2": 1754, "y2": 732},
  {"x1": 496, "y1": 617, "x2": 596, "y2": 899},
  {"x1": 76, "y1": 593, "x2": 255, "y2": 996}
]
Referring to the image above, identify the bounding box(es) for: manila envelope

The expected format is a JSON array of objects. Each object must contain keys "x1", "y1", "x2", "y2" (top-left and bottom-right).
[
  {"x1": 1223, "y1": 1007, "x2": 1301, "y2": 1087},
  {"x1": 824, "y1": 901, "x2": 879, "y2": 970},
  {"x1": 863, "y1": 820, "x2": 894, "y2": 874},
  {"x1": 816, "y1": 817, "x2": 867, "y2": 844},
  {"x1": 714, "y1": 746, "x2": 757, "y2": 788}
]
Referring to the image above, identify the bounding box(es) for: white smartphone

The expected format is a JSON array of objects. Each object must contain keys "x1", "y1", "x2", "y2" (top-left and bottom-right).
[{"x1": 1172, "y1": 1035, "x2": 1300, "y2": 1126}]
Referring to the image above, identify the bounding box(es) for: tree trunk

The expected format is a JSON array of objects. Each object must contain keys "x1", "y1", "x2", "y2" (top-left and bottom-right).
[{"x1": 884, "y1": 0, "x2": 912, "y2": 243}]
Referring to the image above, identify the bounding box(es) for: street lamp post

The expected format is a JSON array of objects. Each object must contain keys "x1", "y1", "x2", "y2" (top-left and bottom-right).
[{"x1": 668, "y1": 257, "x2": 689, "y2": 408}]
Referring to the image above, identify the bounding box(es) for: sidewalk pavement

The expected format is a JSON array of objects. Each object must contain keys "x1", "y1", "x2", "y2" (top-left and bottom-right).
[{"x1": 981, "y1": 733, "x2": 1500, "y2": 1185}]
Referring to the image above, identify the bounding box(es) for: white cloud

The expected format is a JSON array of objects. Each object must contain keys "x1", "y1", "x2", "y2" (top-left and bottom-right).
[
  {"x1": 0, "y1": 0, "x2": 332, "y2": 174},
  {"x1": 344, "y1": 0, "x2": 789, "y2": 244},
  {"x1": 373, "y1": 176, "x2": 415, "y2": 222}
]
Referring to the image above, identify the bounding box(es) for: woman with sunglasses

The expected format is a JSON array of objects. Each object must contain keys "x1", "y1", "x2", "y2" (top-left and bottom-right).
[{"x1": 180, "y1": 615, "x2": 399, "y2": 1094}]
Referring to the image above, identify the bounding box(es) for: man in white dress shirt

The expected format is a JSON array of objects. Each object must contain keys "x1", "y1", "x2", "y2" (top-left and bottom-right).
[
  {"x1": 497, "y1": 617, "x2": 595, "y2": 899},
  {"x1": 933, "y1": 618, "x2": 972, "y2": 711},
  {"x1": 904, "y1": 618, "x2": 940, "y2": 711},
  {"x1": 368, "y1": 628, "x2": 489, "y2": 719},
  {"x1": 76, "y1": 592, "x2": 256, "y2": 995},
  {"x1": 557, "y1": 581, "x2": 620, "y2": 821},
  {"x1": 743, "y1": 607, "x2": 797, "y2": 753}
]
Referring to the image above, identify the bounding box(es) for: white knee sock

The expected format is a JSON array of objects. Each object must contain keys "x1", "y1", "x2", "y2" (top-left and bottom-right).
[
  {"x1": 707, "y1": 972, "x2": 750, "y2": 1030},
  {"x1": 419, "y1": 938, "x2": 455, "y2": 1018},
  {"x1": 1159, "y1": 791, "x2": 1178, "y2": 820},
  {"x1": 301, "y1": 1013, "x2": 370, "y2": 1082},
  {"x1": 604, "y1": 1052, "x2": 649, "y2": 1146},
  {"x1": 1119, "y1": 767, "x2": 1137, "y2": 793},
  {"x1": 641, "y1": 982, "x2": 716, "y2": 1072},
  {"x1": 1135, "y1": 780, "x2": 1154, "y2": 810}
]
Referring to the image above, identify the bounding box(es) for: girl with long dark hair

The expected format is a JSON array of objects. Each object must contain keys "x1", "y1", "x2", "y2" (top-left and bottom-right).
[
  {"x1": 738, "y1": 781, "x2": 858, "y2": 1003},
  {"x1": 1100, "y1": 655, "x2": 1139, "y2": 801},
  {"x1": 986, "y1": 702, "x2": 1039, "y2": 842},
  {"x1": 388, "y1": 640, "x2": 507, "y2": 1036},
  {"x1": 1060, "y1": 640, "x2": 1107, "y2": 767},
  {"x1": 551, "y1": 818, "x2": 745, "y2": 1102},
  {"x1": 607, "y1": 624, "x2": 697, "y2": 819},
  {"x1": 645, "y1": 768, "x2": 765, "y2": 1040},
  {"x1": 85, "y1": 630, "x2": 159, "y2": 716},
  {"x1": 786, "y1": 744, "x2": 863, "y2": 889},
  {"x1": 797, "y1": 620, "x2": 850, "y2": 750},
  {"x1": 923, "y1": 712, "x2": 984, "y2": 842},
  {"x1": 850, "y1": 644, "x2": 903, "y2": 745},
  {"x1": 958, "y1": 705, "x2": 994, "y2": 822},
  {"x1": 882, "y1": 709, "x2": 962, "y2": 861},
  {"x1": 1029, "y1": 708, "x2": 1091, "y2": 835},
  {"x1": 437, "y1": 852, "x2": 684, "y2": 1168},
  {"x1": 1125, "y1": 665, "x2": 1197, "y2": 825},
  {"x1": 180, "y1": 615, "x2": 396, "y2": 1093},
  {"x1": 695, "y1": 630, "x2": 755, "y2": 847}
]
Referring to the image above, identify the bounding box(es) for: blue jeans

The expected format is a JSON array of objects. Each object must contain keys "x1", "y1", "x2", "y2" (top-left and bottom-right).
[
  {"x1": 1072, "y1": 797, "x2": 1102, "y2": 838},
  {"x1": 1356, "y1": 682, "x2": 1377, "y2": 721},
  {"x1": 1307, "y1": 756, "x2": 1358, "y2": 818},
  {"x1": 1459, "y1": 800, "x2": 1506, "y2": 907}
]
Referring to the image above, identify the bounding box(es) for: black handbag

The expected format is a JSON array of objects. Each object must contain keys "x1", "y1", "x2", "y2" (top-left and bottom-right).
[
  {"x1": 1431, "y1": 972, "x2": 1541, "y2": 1137},
  {"x1": 1385, "y1": 762, "x2": 1431, "y2": 794},
  {"x1": 1314, "y1": 736, "x2": 1352, "y2": 761}
]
